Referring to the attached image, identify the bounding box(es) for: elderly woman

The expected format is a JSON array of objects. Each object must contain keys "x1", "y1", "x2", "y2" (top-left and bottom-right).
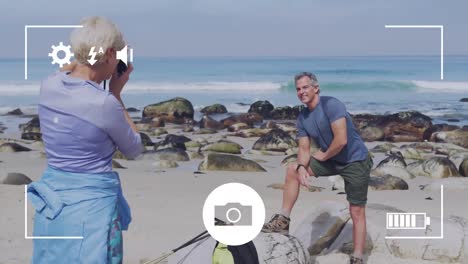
[{"x1": 27, "y1": 17, "x2": 144, "y2": 263}]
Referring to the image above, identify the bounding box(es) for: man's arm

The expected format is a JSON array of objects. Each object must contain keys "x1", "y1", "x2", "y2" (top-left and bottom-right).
[
  {"x1": 313, "y1": 117, "x2": 347, "y2": 161},
  {"x1": 297, "y1": 137, "x2": 311, "y2": 167}
]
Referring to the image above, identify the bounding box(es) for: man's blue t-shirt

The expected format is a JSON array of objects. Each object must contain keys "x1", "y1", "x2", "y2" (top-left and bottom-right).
[{"x1": 297, "y1": 96, "x2": 368, "y2": 164}]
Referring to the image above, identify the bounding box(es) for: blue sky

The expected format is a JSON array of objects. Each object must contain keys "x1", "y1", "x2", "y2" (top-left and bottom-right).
[{"x1": 2, "y1": 0, "x2": 468, "y2": 58}]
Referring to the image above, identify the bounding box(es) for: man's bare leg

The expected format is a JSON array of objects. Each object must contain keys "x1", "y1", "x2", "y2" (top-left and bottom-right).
[
  {"x1": 350, "y1": 204, "x2": 366, "y2": 259},
  {"x1": 281, "y1": 162, "x2": 314, "y2": 217}
]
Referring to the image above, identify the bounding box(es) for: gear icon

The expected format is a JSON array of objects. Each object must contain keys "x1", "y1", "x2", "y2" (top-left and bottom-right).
[{"x1": 48, "y1": 42, "x2": 74, "y2": 68}]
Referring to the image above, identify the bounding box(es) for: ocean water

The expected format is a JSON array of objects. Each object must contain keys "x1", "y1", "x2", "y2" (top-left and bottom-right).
[{"x1": 0, "y1": 56, "x2": 467, "y2": 132}]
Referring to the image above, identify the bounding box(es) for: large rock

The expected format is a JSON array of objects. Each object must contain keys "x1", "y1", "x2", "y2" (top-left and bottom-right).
[
  {"x1": 140, "y1": 132, "x2": 153, "y2": 147},
  {"x1": 368, "y1": 174, "x2": 408, "y2": 191},
  {"x1": 202, "y1": 140, "x2": 243, "y2": 154},
  {"x1": 0, "y1": 172, "x2": 32, "y2": 185},
  {"x1": 359, "y1": 126, "x2": 385, "y2": 142},
  {"x1": 200, "y1": 104, "x2": 227, "y2": 114},
  {"x1": 270, "y1": 106, "x2": 298, "y2": 120},
  {"x1": 221, "y1": 113, "x2": 263, "y2": 128},
  {"x1": 352, "y1": 111, "x2": 432, "y2": 142},
  {"x1": 199, "y1": 115, "x2": 224, "y2": 130},
  {"x1": 423, "y1": 123, "x2": 459, "y2": 140},
  {"x1": 198, "y1": 153, "x2": 266, "y2": 172},
  {"x1": 248, "y1": 100, "x2": 274, "y2": 118},
  {"x1": 142, "y1": 97, "x2": 194, "y2": 124},
  {"x1": 370, "y1": 143, "x2": 397, "y2": 153},
  {"x1": 153, "y1": 134, "x2": 191, "y2": 150},
  {"x1": 253, "y1": 128, "x2": 297, "y2": 152},
  {"x1": 460, "y1": 159, "x2": 468, "y2": 176},
  {"x1": 7, "y1": 108, "x2": 23, "y2": 115},
  {"x1": 407, "y1": 157, "x2": 460, "y2": 179},
  {"x1": 227, "y1": 122, "x2": 250, "y2": 132},
  {"x1": 293, "y1": 201, "x2": 350, "y2": 256},
  {"x1": 431, "y1": 129, "x2": 468, "y2": 148},
  {"x1": 232, "y1": 128, "x2": 271, "y2": 138},
  {"x1": 19, "y1": 116, "x2": 42, "y2": 140},
  {"x1": 0, "y1": 142, "x2": 32, "y2": 152},
  {"x1": 141, "y1": 148, "x2": 189, "y2": 162}
]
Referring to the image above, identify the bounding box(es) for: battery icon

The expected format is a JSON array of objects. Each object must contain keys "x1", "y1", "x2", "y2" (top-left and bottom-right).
[{"x1": 386, "y1": 213, "x2": 431, "y2": 230}]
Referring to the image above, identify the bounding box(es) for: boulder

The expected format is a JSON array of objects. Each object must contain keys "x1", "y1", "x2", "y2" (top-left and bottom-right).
[
  {"x1": 0, "y1": 142, "x2": 32, "y2": 152},
  {"x1": 202, "y1": 140, "x2": 243, "y2": 154},
  {"x1": 248, "y1": 100, "x2": 274, "y2": 118},
  {"x1": 376, "y1": 152, "x2": 407, "y2": 168},
  {"x1": 360, "y1": 126, "x2": 385, "y2": 142},
  {"x1": 153, "y1": 134, "x2": 191, "y2": 150},
  {"x1": 199, "y1": 115, "x2": 224, "y2": 130},
  {"x1": 21, "y1": 132, "x2": 42, "y2": 141},
  {"x1": 19, "y1": 116, "x2": 41, "y2": 140},
  {"x1": 141, "y1": 148, "x2": 189, "y2": 162},
  {"x1": 369, "y1": 175, "x2": 408, "y2": 191},
  {"x1": 7, "y1": 108, "x2": 23, "y2": 115},
  {"x1": 200, "y1": 104, "x2": 227, "y2": 114},
  {"x1": 142, "y1": 97, "x2": 194, "y2": 124},
  {"x1": 140, "y1": 132, "x2": 153, "y2": 147},
  {"x1": 221, "y1": 113, "x2": 263, "y2": 128},
  {"x1": 370, "y1": 143, "x2": 397, "y2": 153},
  {"x1": 198, "y1": 153, "x2": 266, "y2": 172},
  {"x1": 0, "y1": 172, "x2": 32, "y2": 185},
  {"x1": 423, "y1": 123, "x2": 459, "y2": 140},
  {"x1": 253, "y1": 128, "x2": 297, "y2": 152},
  {"x1": 407, "y1": 157, "x2": 460, "y2": 179},
  {"x1": 126, "y1": 107, "x2": 140, "y2": 112},
  {"x1": 431, "y1": 129, "x2": 468, "y2": 148},
  {"x1": 232, "y1": 128, "x2": 271, "y2": 138},
  {"x1": 460, "y1": 159, "x2": 468, "y2": 176},
  {"x1": 227, "y1": 122, "x2": 250, "y2": 132}
]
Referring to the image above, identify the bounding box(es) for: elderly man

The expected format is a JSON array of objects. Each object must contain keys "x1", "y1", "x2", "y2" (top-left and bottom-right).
[{"x1": 262, "y1": 72, "x2": 373, "y2": 264}]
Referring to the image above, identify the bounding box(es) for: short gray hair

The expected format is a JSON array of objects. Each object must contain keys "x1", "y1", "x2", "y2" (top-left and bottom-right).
[
  {"x1": 294, "y1": 72, "x2": 318, "y2": 86},
  {"x1": 70, "y1": 17, "x2": 125, "y2": 65}
]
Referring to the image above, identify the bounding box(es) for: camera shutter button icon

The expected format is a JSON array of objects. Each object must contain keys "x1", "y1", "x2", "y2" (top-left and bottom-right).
[{"x1": 203, "y1": 183, "x2": 265, "y2": 246}]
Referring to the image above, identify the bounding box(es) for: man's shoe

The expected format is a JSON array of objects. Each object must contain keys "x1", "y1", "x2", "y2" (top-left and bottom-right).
[
  {"x1": 350, "y1": 256, "x2": 363, "y2": 264},
  {"x1": 261, "y1": 214, "x2": 290, "y2": 235}
]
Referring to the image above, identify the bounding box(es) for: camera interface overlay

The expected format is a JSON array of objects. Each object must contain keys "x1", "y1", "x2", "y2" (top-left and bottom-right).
[{"x1": 203, "y1": 183, "x2": 265, "y2": 246}]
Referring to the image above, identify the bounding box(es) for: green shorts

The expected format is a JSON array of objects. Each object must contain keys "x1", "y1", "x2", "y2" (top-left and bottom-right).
[{"x1": 310, "y1": 154, "x2": 373, "y2": 206}]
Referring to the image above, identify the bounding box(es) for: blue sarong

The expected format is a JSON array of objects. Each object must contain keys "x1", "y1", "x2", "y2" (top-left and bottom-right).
[{"x1": 28, "y1": 167, "x2": 131, "y2": 264}]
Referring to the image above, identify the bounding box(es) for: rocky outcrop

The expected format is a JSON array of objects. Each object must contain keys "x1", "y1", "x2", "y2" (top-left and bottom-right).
[
  {"x1": 198, "y1": 153, "x2": 266, "y2": 172},
  {"x1": 248, "y1": 100, "x2": 274, "y2": 118},
  {"x1": 407, "y1": 157, "x2": 460, "y2": 179},
  {"x1": 142, "y1": 97, "x2": 194, "y2": 124},
  {"x1": 252, "y1": 128, "x2": 297, "y2": 152},
  {"x1": 221, "y1": 113, "x2": 263, "y2": 128},
  {"x1": 200, "y1": 104, "x2": 227, "y2": 114}
]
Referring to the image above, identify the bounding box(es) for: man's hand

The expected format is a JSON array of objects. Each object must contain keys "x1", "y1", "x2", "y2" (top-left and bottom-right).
[
  {"x1": 109, "y1": 63, "x2": 133, "y2": 97},
  {"x1": 297, "y1": 165, "x2": 311, "y2": 187},
  {"x1": 312, "y1": 150, "x2": 327, "y2": 162}
]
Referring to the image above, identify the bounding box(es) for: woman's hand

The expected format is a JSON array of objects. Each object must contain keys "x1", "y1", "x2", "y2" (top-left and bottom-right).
[{"x1": 109, "y1": 63, "x2": 133, "y2": 98}]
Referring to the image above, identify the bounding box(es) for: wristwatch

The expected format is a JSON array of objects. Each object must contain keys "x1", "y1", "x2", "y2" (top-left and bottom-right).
[{"x1": 296, "y1": 164, "x2": 307, "y2": 172}]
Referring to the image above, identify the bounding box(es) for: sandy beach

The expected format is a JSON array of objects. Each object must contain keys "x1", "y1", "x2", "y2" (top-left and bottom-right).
[{"x1": 1, "y1": 110, "x2": 467, "y2": 264}]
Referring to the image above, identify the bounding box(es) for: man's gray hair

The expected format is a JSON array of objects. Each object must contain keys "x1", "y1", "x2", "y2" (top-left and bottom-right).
[
  {"x1": 70, "y1": 16, "x2": 125, "y2": 65},
  {"x1": 294, "y1": 72, "x2": 319, "y2": 86}
]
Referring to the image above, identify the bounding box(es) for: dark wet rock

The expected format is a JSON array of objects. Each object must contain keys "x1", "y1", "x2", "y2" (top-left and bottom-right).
[
  {"x1": 460, "y1": 159, "x2": 468, "y2": 176},
  {"x1": 359, "y1": 126, "x2": 384, "y2": 141},
  {"x1": 200, "y1": 104, "x2": 227, "y2": 114},
  {"x1": 7, "y1": 108, "x2": 23, "y2": 115},
  {"x1": 423, "y1": 123, "x2": 459, "y2": 140},
  {"x1": 448, "y1": 119, "x2": 460, "y2": 122},
  {"x1": 112, "y1": 159, "x2": 127, "y2": 169},
  {"x1": 232, "y1": 128, "x2": 271, "y2": 138},
  {"x1": 144, "y1": 148, "x2": 189, "y2": 162},
  {"x1": 460, "y1": 98, "x2": 468, "y2": 102},
  {"x1": 369, "y1": 174, "x2": 408, "y2": 190},
  {"x1": 154, "y1": 135, "x2": 188, "y2": 151},
  {"x1": 198, "y1": 153, "x2": 266, "y2": 172},
  {"x1": 0, "y1": 142, "x2": 32, "y2": 152},
  {"x1": 253, "y1": 128, "x2": 297, "y2": 152},
  {"x1": 202, "y1": 140, "x2": 242, "y2": 154},
  {"x1": 431, "y1": 129, "x2": 468, "y2": 148},
  {"x1": 352, "y1": 111, "x2": 432, "y2": 142},
  {"x1": 142, "y1": 97, "x2": 194, "y2": 124},
  {"x1": 21, "y1": 132, "x2": 42, "y2": 141},
  {"x1": 0, "y1": 173, "x2": 32, "y2": 185},
  {"x1": 248, "y1": 100, "x2": 274, "y2": 118},
  {"x1": 376, "y1": 151, "x2": 407, "y2": 168},
  {"x1": 221, "y1": 113, "x2": 263, "y2": 128},
  {"x1": 407, "y1": 157, "x2": 460, "y2": 179},
  {"x1": 140, "y1": 132, "x2": 153, "y2": 147},
  {"x1": 126, "y1": 107, "x2": 140, "y2": 112},
  {"x1": 193, "y1": 128, "x2": 218, "y2": 134},
  {"x1": 371, "y1": 143, "x2": 397, "y2": 153},
  {"x1": 270, "y1": 106, "x2": 297, "y2": 120},
  {"x1": 227, "y1": 122, "x2": 249, "y2": 132},
  {"x1": 199, "y1": 115, "x2": 224, "y2": 130}
]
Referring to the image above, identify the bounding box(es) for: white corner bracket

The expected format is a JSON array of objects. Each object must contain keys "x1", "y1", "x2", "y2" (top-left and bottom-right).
[
  {"x1": 24, "y1": 25, "x2": 83, "y2": 80},
  {"x1": 385, "y1": 25, "x2": 444, "y2": 80},
  {"x1": 385, "y1": 185, "x2": 444, "y2": 240},
  {"x1": 24, "y1": 185, "x2": 83, "y2": 239}
]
